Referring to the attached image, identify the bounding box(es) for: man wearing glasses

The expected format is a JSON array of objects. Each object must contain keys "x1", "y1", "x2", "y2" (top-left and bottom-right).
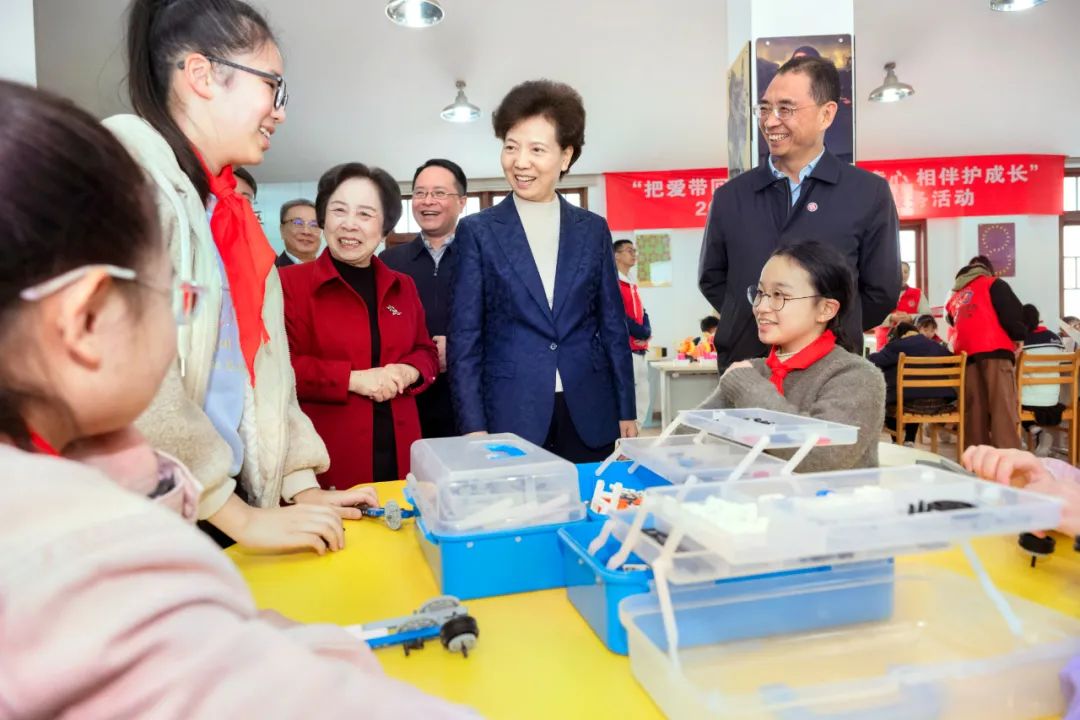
[
  {"x1": 275, "y1": 198, "x2": 320, "y2": 267},
  {"x1": 699, "y1": 55, "x2": 900, "y2": 371},
  {"x1": 380, "y1": 158, "x2": 468, "y2": 437}
]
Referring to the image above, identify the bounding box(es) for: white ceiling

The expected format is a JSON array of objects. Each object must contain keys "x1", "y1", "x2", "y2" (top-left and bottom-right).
[{"x1": 32, "y1": 0, "x2": 1080, "y2": 184}]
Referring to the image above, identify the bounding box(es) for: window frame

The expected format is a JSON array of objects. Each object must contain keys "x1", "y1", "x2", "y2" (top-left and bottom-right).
[{"x1": 1061, "y1": 169, "x2": 1080, "y2": 317}]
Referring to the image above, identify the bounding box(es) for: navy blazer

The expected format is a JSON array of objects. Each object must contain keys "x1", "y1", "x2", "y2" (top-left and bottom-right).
[
  {"x1": 449, "y1": 195, "x2": 635, "y2": 448},
  {"x1": 698, "y1": 150, "x2": 900, "y2": 369},
  {"x1": 867, "y1": 334, "x2": 957, "y2": 405},
  {"x1": 380, "y1": 234, "x2": 456, "y2": 338}
]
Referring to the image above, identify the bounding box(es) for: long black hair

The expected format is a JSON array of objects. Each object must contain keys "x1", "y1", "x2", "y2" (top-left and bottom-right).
[
  {"x1": 769, "y1": 240, "x2": 858, "y2": 353},
  {"x1": 126, "y1": 0, "x2": 275, "y2": 203},
  {"x1": 0, "y1": 80, "x2": 159, "y2": 447}
]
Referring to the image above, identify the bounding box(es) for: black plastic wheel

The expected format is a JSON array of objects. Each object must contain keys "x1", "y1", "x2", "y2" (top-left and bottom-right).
[
  {"x1": 1019, "y1": 532, "x2": 1056, "y2": 567},
  {"x1": 439, "y1": 614, "x2": 479, "y2": 656}
]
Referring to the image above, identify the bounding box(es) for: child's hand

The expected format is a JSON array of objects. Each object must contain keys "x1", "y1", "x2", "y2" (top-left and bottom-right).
[
  {"x1": 293, "y1": 485, "x2": 379, "y2": 521},
  {"x1": 962, "y1": 445, "x2": 1080, "y2": 535},
  {"x1": 723, "y1": 360, "x2": 754, "y2": 377}
]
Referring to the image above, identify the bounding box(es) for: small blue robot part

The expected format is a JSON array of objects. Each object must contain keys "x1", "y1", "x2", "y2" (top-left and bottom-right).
[
  {"x1": 362, "y1": 499, "x2": 417, "y2": 531},
  {"x1": 358, "y1": 596, "x2": 479, "y2": 657}
]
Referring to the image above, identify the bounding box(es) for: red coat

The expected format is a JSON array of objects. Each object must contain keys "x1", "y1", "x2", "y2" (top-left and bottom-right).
[{"x1": 280, "y1": 253, "x2": 439, "y2": 488}]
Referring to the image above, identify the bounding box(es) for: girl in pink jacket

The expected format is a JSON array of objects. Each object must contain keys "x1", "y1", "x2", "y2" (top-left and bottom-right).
[{"x1": 0, "y1": 79, "x2": 476, "y2": 719}]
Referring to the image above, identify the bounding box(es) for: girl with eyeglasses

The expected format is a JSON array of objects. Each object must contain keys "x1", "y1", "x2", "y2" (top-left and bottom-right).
[
  {"x1": 700, "y1": 240, "x2": 885, "y2": 471},
  {"x1": 0, "y1": 79, "x2": 477, "y2": 720},
  {"x1": 103, "y1": 0, "x2": 376, "y2": 554}
]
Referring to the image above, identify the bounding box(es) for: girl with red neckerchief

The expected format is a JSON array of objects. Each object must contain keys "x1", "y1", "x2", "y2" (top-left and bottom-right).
[{"x1": 700, "y1": 241, "x2": 886, "y2": 472}]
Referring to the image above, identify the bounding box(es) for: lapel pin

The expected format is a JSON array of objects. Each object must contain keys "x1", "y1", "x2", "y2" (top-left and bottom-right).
[{"x1": 807, "y1": 202, "x2": 819, "y2": 212}]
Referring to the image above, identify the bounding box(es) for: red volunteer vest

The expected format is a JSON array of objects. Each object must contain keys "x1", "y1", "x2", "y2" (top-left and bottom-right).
[
  {"x1": 619, "y1": 277, "x2": 649, "y2": 352},
  {"x1": 875, "y1": 286, "x2": 924, "y2": 349},
  {"x1": 946, "y1": 275, "x2": 1014, "y2": 355}
]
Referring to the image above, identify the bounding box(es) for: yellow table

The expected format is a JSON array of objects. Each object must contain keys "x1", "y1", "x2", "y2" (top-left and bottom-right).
[{"x1": 229, "y1": 481, "x2": 1080, "y2": 720}]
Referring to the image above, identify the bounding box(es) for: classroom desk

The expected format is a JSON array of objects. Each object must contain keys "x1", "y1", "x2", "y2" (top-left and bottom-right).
[
  {"x1": 229, "y1": 480, "x2": 1080, "y2": 720},
  {"x1": 651, "y1": 359, "x2": 719, "y2": 428}
]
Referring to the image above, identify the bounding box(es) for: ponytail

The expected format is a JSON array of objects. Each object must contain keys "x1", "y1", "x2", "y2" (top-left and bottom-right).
[{"x1": 124, "y1": 0, "x2": 275, "y2": 203}]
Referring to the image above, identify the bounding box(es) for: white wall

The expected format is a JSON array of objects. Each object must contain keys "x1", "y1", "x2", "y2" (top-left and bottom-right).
[
  {"x1": 1, "y1": 0, "x2": 36, "y2": 86},
  {"x1": 925, "y1": 215, "x2": 1060, "y2": 321}
]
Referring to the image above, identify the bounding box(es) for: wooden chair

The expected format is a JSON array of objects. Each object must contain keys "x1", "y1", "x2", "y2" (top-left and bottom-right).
[
  {"x1": 1016, "y1": 350, "x2": 1080, "y2": 464},
  {"x1": 893, "y1": 352, "x2": 967, "y2": 459}
]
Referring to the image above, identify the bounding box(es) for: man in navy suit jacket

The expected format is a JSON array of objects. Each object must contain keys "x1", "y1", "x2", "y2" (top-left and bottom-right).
[{"x1": 449, "y1": 195, "x2": 636, "y2": 458}]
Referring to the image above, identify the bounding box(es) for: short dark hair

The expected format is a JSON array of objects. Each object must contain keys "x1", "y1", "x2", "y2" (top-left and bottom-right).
[
  {"x1": 613, "y1": 239, "x2": 633, "y2": 252},
  {"x1": 492, "y1": 79, "x2": 586, "y2": 177},
  {"x1": 233, "y1": 166, "x2": 257, "y2": 197},
  {"x1": 968, "y1": 255, "x2": 994, "y2": 273},
  {"x1": 413, "y1": 158, "x2": 467, "y2": 195},
  {"x1": 1022, "y1": 303, "x2": 1040, "y2": 334},
  {"x1": 888, "y1": 321, "x2": 918, "y2": 343},
  {"x1": 915, "y1": 314, "x2": 937, "y2": 330},
  {"x1": 315, "y1": 163, "x2": 402, "y2": 236},
  {"x1": 770, "y1": 240, "x2": 857, "y2": 353},
  {"x1": 700, "y1": 316, "x2": 720, "y2": 333},
  {"x1": 775, "y1": 55, "x2": 840, "y2": 105},
  {"x1": 279, "y1": 198, "x2": 315, "y2": 224}
]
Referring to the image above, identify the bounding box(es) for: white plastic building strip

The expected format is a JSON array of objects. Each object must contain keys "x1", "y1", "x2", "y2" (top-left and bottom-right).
[
  {"x1": 961, "y1": 540, "x2": 1024, "y2": 637},
  {"x1": 726, "y1": 435, "x2": 772, "y2": 482},
  {"x1": 780, "y1": 433, "x2": 820, "y2": 475}
]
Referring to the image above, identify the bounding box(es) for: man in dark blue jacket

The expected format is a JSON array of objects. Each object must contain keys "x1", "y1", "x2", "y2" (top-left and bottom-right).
[
  {"x1": 699, "y1": 55, "x2": 900, "y2": 371},
  {"x1": 380, "y1": 158, "x2": 467, "y2": 437}
]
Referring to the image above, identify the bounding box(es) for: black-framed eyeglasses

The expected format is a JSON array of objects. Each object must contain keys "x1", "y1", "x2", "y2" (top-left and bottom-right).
[
  {"x1": 412, "y1": 190, "x2": 461, "y2": 201},
  {"x1": 747, "y1": 285, "x2": 821, "y2": 311},
  {"x1": 284, "y1": 218, "x2": 319, "y2": 230},
  {"x1": 178, "y1": 53, "x2": 288, "y2": 110}
]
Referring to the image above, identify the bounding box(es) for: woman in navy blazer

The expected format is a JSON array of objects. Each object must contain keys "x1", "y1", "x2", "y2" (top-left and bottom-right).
[{"x1": 449, "y1": 80, "x2": 637, "y2": 462}]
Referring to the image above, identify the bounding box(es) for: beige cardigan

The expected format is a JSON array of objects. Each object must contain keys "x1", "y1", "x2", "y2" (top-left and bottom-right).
[{"x1": 103, "y1": 115, "x2": 328, "y2": 519}]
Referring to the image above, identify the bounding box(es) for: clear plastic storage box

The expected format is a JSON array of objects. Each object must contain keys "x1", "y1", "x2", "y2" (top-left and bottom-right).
[
  {"x1": 605, "y1": 464, "x2": 1064, "y2": 583},
  {"x1": 407, "y1": 433, "x2": 584, "y2": 536},
  {"x1": 614, "y1": 434, "x2": 786, "y2": 485},
  {"x1": 674, "y1": 408, "x2": 860, "y2": 448},
  {"x1": 620, "y1": 563, "x2": 1080, "y2": 720}
]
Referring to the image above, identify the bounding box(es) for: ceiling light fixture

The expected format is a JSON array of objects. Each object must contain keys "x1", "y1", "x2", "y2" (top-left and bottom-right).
[
  {"x1": 990, "y1": 0, "x2": 1048, "y2": 11},
  {"x1": 441, "y1": 80, "x2": 480, "y2": 123},
  {"x1": 868, "y1": 62, "x2": 914, "y2": 103},
  {"x1": 385, "y1": 0, "x2": 444, "y2": 28}
]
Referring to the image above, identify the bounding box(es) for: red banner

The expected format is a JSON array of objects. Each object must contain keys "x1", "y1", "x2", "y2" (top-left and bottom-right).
[
  {"x1": 856, "y1": 154, "x2": 1064, "y2": 220},
  {"x1": 604, "y1": 168, "x2": 728, "y2": 231}
]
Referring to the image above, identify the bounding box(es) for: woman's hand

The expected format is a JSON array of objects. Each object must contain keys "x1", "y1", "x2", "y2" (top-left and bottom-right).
[
  {"x1": 384, "y1": 363, "x2": 421, "y2": 390},
  {"x1": 619, "y1": 420, "x2": 638, "y2": 439},
  {"x1": 348, "y1": 368, "x2": 399, "y2": 402},
  {"x1": 962, "y1": 445, "x2": 1080, "y2": 535},
  {"x1": 293, "y1": 485, "x2": 379, "y2": 521}
]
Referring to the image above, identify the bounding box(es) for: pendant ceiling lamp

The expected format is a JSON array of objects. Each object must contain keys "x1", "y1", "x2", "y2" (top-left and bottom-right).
[
  {"x1": 385, "y1": 0, "x2": 444, "y2": 28},
  {"x1": 441, "y1": 81, "x2": 480, "y2": 123},
  {"x1": 868, "y1": 62, "x2": 914, "y2": 103}
]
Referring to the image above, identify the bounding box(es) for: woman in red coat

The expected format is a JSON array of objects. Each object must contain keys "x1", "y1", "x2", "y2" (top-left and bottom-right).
[{"x1": 281, "y1": 163, "x2": 439, "y2": 488}]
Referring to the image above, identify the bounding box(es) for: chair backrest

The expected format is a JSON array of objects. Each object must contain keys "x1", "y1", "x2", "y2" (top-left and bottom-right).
[
  {"x1": 897, "y1": 352, "x2": 967, "y2": 397},
  {"x1": 1017, "y1": 350, "x2": 1080, "y2": 408}
]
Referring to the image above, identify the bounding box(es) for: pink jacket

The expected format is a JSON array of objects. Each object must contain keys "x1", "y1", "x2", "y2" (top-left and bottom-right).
[{"x1": 0, "y1": 446, "x2": 479, "y2": 719}]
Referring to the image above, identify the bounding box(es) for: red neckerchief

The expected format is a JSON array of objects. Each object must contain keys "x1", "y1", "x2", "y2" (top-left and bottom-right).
[
  {"x1": 764, "y1": 330, "x2": 837, "y2": 396},
  {"x1": 29, "y1": 431, "x2": 59, "y2": 456},
  {"x1": 198, "y1": 156, "x2": 276, "y2": 384},
  {"x1": 1035, "y1": 325, "x2": 1048, "y2": 333}
]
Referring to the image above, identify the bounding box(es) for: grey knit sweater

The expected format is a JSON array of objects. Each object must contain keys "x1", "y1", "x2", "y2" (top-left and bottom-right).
[{"x1": 699, "y1": 346, "x2": 886, "y2": 472}]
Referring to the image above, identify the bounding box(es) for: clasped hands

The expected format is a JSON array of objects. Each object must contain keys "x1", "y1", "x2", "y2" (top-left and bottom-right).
[{"x1": 348, "y1": 364, "x2": 420, "y2": 402}]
